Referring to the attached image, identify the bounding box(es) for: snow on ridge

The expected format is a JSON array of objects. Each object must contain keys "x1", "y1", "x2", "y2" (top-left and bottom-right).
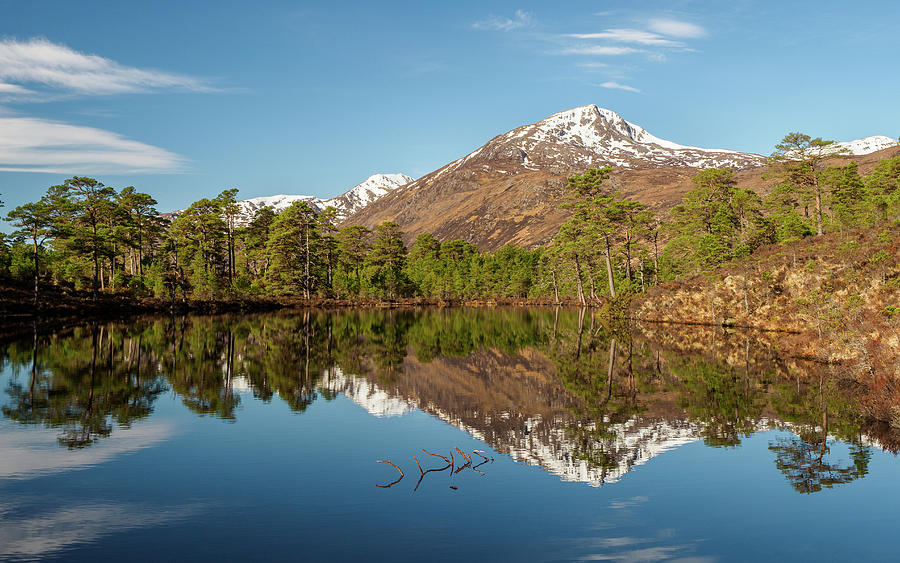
[
  {"x1": 534, "y1": 104, "x2": 756, "y2": 161},
  {"x1": 430, "y1": 104, "x2": 768, "y2": 176},
  {"x1": 321, "y1": 173, "x2": 414, "y2": 219},
  {"x1": 169, "y1": 173, "x2": 413, "y2": 224},
  {"x1": 827, "y1": 135, "x2": 898, "y2": 156}
]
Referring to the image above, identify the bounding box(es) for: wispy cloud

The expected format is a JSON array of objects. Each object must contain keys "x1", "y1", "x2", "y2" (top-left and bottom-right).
[
  {"x1": 472, "y1": 10, "x2": 533, "y2": 32},
  {"x1": 598, "y1": 81, "x2": 641, "y2": 93},
  {"x1": 577, "y1": 61, "x2": 610, "y2": 69},
  {"x1": 0, "y1": 115, "x2": 188, "y2": 174},
  {"x1": 560, "y1": 15, "x2": 707, "y2": 94},
  {"x1": 0, "y1": 38, "x2": 216, "y2": 98},
  {"x1": 0, "y1": 83, "x2": 35, "y2": 96},
  {"x1": 563, "y1": 46, "x2": 641, "y2": 56},
  {"x1": 568, "y1": 29, "x2": 681, "y2": 46},
  {"x1": 647, "y1": 18, "x2": 707, "y2": 38}
]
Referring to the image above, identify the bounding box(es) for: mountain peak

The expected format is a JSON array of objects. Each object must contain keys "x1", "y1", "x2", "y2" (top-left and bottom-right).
[{"x1": 430, "y1": 104, "x2": 766, "y2": 175}]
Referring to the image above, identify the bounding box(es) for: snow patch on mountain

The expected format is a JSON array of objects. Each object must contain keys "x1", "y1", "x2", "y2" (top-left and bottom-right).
[
  {"x1": 825, "y1": 135, "x2": 899, "y2": 156},
  {"x1": 168, "y1": 173, "x2": 413, "y2": 224},
  {"x1": 431, "y1": 105, "x2": 768, "y2": 178},
  {"x1": 322, "y1": 173, "x2": 413, "y2": 220},
  {"x1": 237, "y1": 194, "x2": 321, "y2": 218}
]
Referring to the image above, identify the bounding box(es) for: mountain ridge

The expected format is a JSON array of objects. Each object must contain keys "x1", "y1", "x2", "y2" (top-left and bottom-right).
[{"x1": 164, "y1": 173, "x2": 413, "y2": 224}]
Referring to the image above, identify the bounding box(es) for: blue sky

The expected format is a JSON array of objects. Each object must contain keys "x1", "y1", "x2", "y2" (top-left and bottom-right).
[{"x1": 1, "y1": 0, "x2": 898, "y2": 217}]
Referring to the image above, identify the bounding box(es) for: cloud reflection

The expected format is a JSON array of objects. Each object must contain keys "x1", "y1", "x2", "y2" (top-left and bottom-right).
[
  {"x1": 0, "y1": 420, "x2": 174, "y2": 481},
  {"x1": 0, "y1": 500, "x2": 203, "y2": 560}
]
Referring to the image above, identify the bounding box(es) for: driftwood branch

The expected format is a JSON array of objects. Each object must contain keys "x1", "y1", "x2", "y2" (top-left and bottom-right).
[
  {"x1": 454, "y1": 460, "x2": 472, "y2": 474},
  {"x1": 422, "y1": 449, "x2": 451, "y2": 464},
  {"x1": 376, "y1": 459, "x2": 404, "y2": 488},
  {"x1": 414, "y1": 461, "x2": 452, "y2": 492},
  {"x1": 455, "y1": 447, "x2": 472, "y2": 463}
]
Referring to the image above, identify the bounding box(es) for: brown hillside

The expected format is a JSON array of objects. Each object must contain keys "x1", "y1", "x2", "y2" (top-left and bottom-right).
[{"x1": 349, "y1": 145, "x2": 900, "y2": 251}]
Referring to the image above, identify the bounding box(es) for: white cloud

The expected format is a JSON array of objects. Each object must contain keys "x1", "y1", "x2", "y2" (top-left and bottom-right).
[
  {"x1": 647, "y1": 18, "x2": 706, "y2": 38},
  {"x1": 472, "y1": 10, "x2": 533, "y2": 32},
  {"x1": 577, "y1": 62, "x2": 610, "y2": 69},
  {"x1": 568, "y1": 29, "x2": 681, "y2": 46},
  {"x1": 562, "y1": 46, "x2": 641, "y2": 56},
  {"x1": 0, "y1": 115, "x2": 188, "y2": 174},
  {"x1": 0, "y1": 38, "x2": 215, "y2": 97},
  {"x1": 0, "y1": 82, "x2": 35, "y2": 95},
  {"x1": 599, "y1": 81, "x2": 641, "y2": 93}
]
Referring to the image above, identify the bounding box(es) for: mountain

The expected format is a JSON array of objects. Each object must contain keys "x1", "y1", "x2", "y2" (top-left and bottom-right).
[
  {"x1": 165, "y1": 173, "x2": 413, "y2": 224},
  {"x1": 434, "y1": 104, "x2": 767, "y2": 174},
  {"x1": 348, "y1": 105, "x2": 900, "y2": 249},
  {"x1": 321, "y1": 173, "x2": 414, "y2": 219}
]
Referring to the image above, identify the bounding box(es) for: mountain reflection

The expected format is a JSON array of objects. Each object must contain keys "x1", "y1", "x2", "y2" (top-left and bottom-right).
[{"x1": 1, "y1": 308, "x2": 894, "y2": 492}]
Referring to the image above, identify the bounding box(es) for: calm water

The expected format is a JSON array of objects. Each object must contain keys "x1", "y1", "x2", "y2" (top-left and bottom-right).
[{"x1": 1, "y1": 308, "x2": 898, "y2": 562}]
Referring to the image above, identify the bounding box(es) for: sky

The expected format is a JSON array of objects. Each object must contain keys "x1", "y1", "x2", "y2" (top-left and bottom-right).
[{"x1": 1, "y1": 0, "x2": 898, "y2": 220}]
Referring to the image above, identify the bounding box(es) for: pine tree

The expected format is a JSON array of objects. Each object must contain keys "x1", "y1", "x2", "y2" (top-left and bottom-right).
[
  {"x1": 770, "y1": 132, "x2": 837, "y2": 236},
  {"x1": 364, "y1": 222, "x2": 408, "y2": 298},
  {"x1": 215, "y1": 189, "x2": 241, "y2": 288},
  {"x1": 5, "y1": 199, "x2": 53, "y2": 306},
  {"x1": 46, "y1": 177, "x2": 118, "y2": 297},
  {"x1": 335, "y1": 224, "x2": 372, "y2": 296},
  {"x1": 266, "y1": 201, "x2": 320, "y2": 297}
]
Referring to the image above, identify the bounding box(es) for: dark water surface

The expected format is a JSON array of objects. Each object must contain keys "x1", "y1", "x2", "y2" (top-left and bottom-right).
[{"x1": 1, "y1": 308, "x2": 898, "y2": 562}]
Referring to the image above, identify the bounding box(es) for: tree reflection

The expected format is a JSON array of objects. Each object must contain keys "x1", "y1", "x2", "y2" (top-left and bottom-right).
[
  {"x1": 671, "y1": 359, "x2": 765, "y2": 448},
  {"x1": 0, "y1": 306, "x2": 891, "y2": 497},
  {"x1": 770, "y1": 435, "x2": 871, "y2": 493},
  {"x1": 3, "y1": 322, "x2": 166, "y2": 448}
]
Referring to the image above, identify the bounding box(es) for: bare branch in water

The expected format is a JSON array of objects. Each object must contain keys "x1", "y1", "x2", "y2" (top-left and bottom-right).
[
  {"x1": 376, "y1": 460, "x2": 404, "y2": 488},
  {"x1": 422, "y1": 449, "x2": 450, "y2": 464},
  {"x1": 414, "y1": 460, "x2": 452, "y2": 492},
  {"x1": 454, "y1": 460, "x2": 472, "y2": 474}
]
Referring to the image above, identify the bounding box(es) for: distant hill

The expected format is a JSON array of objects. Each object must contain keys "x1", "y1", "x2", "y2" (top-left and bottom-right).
[{"x1": 163, "y1": 173, "x2": 413, "y2": 224}]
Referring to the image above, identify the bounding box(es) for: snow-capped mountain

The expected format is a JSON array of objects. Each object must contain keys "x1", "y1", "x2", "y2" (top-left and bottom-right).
[
  {"x1": 431, "y1": 104, "x2": 768, "y2": 175},
  {"x1": 237, "y1": 194, "x2": 322, "y2": 218},
  {"x1": 321, "y1": 173, "x2": 414, "y2": 220},
  {"x1": 350, "y1": 105, "x2": 900, "y2": 249},
  {"x1": 166, "y1": 173, "x2": 413, "y2": 224}
]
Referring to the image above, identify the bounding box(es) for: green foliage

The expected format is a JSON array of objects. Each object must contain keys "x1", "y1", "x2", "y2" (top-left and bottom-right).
[
  {"x1": 266, "y1": 201, "x2": 321, "y2": 297},
  {"x1": 4, "y1": 146, "x2": 900, "y2": 304},
  {"x1": 662, "y1": 168, "x2": 771, "y2": 277},
  {"x1": 363, "y1": 222, "x2": 410, "y2": 298}
]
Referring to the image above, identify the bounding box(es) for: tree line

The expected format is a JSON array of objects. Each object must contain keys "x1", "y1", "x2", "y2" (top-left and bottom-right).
[{"x1": 1, "y1": 133, "x2": 898, "y2": 305}]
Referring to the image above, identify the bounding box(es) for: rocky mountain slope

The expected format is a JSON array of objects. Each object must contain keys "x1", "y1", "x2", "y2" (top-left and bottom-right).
[{"x1": 349, "y1": 105, "x2": 899, "y2": 249}]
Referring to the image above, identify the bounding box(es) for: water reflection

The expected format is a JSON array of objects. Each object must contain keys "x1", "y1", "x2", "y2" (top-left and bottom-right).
[
  {"x1": 3, "y1": 322, "x2": 166, "y2": 449},
  {"x1": 0, "y1": 498, "x2": 203, "y2": 560},
  {"x1": 1, "y1": 308, "x2": 896, "y2": 493}
]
